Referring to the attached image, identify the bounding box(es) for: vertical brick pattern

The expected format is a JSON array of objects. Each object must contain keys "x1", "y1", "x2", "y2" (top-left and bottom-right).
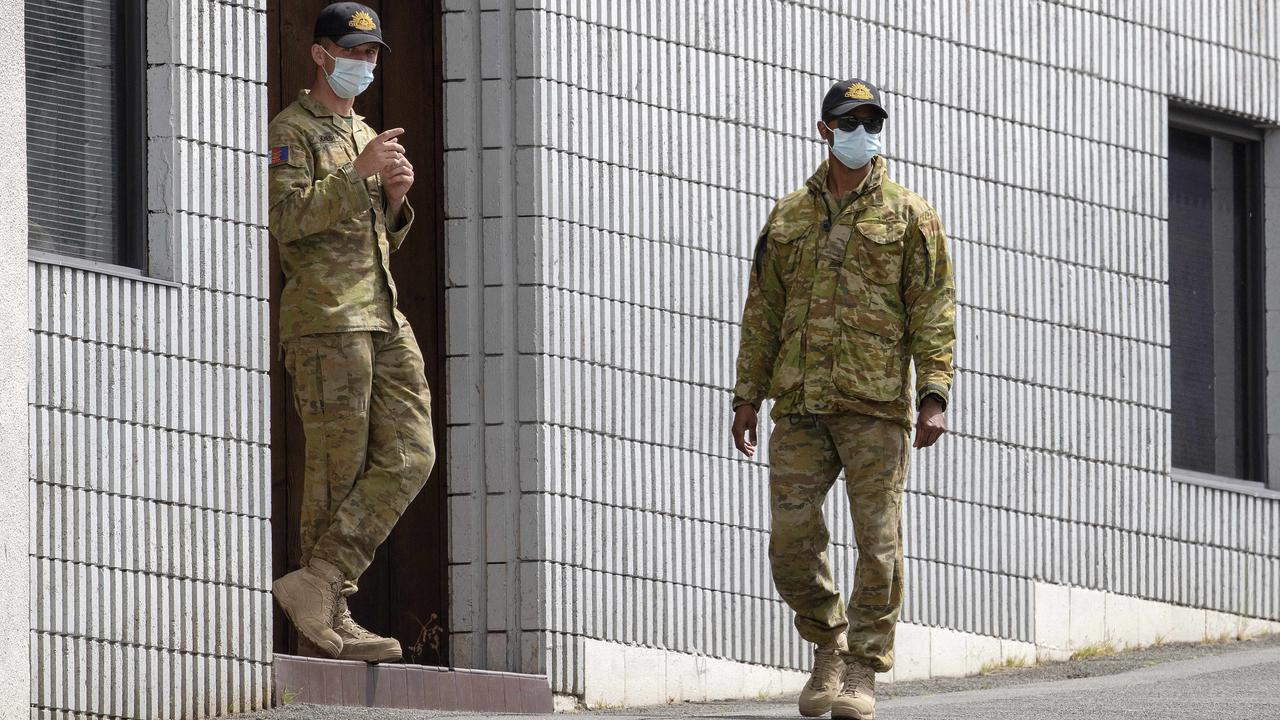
[
  {"x1": 437, "y1": 0, "x2": 1280, "y2": 695},
  {"x1": 442, "y1": 0, "x2": 550, "y2": 678},
  {"x1": 28, "y1": 1, "x2": 272, "y2": 716}
]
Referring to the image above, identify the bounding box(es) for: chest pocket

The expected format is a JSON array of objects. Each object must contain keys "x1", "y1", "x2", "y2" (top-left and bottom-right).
[
  {"x1": 853, "y1": 218, "x2": 907, "y2": 285},
  {"x1": 769, "y1": 220, "x2": 813, "y2": 276}
]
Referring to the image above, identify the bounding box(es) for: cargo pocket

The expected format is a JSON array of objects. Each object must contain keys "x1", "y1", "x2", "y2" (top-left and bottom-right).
[
  {"x1": 766, "y1": 316, "x2": 805, "y2": 397},
  {"x1": 853, "y1": 218, "x2": 906, "y2": 285},
  {"x1": 831, "y1": 311, "x2": 905, "y2": 402}
]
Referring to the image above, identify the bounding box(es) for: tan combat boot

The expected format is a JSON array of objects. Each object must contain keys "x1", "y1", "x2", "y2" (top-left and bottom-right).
[
  {"x1": 830, "y1": 661, "x2": 876, "y2": 720},
  {"x1": 798, "y1": 638, "x2": 847, "y2": 717},
  {"x1": 272, "y1": 558, "x2": 344, "y2": 657},
  {"x1": 333, "y1": 597, "x2": 403, "y2": 663}
]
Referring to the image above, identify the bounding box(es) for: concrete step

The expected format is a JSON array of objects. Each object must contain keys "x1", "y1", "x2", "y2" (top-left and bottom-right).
[{"x1": 273, "y1": 654, "x2": 553, "y2": 712}]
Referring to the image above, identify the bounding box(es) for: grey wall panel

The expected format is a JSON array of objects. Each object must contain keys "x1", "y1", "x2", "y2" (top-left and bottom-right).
[
  {"x1": 29, "y1": 0, "x2": 271, "y2": 715},
  {"x1": 441, "y1": 0, "x2": 1280, "y2": 695}
]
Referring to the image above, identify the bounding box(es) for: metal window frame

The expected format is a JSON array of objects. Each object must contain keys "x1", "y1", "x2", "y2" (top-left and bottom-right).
[
  {"x1": 1170, "y1": 102, "x2": 1267, "y2": 143},
  {"x1": 1167, "y1": 103, "x2": 1268, "y2": 485},
  {"x1": 117, "y1": 1, "x2": 148, "y2": 270}
]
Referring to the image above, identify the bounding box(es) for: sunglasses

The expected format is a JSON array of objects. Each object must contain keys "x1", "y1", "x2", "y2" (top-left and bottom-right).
[{"x1": 828, "y1": 115, "x2": 885, "y2": 134}]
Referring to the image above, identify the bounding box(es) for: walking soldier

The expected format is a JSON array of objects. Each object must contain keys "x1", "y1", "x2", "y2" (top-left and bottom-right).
[{"x1": 731, "y1": 78, "x2": 956, "y2": 719}]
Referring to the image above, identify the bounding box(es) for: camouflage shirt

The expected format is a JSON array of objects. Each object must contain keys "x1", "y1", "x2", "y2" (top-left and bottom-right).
[
  {"x1": 268, "y1": 90, "x2": 415, "y2": 341},
  {"x1": 733, "y1": 157, "x2": 956, "y2": 428}
]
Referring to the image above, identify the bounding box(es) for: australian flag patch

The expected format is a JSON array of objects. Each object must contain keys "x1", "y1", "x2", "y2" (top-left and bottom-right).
[{"x1": 270, "y1": 146, "x2": 289, "y2": 166}]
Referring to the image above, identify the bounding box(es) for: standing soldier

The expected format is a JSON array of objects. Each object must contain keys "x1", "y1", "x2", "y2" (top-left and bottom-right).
[
  {"x1": 731, "y1": 79, "x2": 956, "y2": 719},
  {"x1": 268, "y1": 2, "x2": 435, "y2": 664}
]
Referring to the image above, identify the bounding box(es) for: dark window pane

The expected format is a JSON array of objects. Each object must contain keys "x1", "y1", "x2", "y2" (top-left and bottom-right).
[
  {"x1": 1169, "y1": 129, "x2": 1215, "y2": 473},
  {"x1": 1168, "y1": 125, "x2": 1261, "y2": 479},
  {"x1": 25, "y1": 0, "x2": 119, "y2": 264}
]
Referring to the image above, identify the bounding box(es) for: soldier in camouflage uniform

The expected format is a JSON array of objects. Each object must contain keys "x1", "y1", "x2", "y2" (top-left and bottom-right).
[
  {"x1": 268, "y1": 2, "x2": 435, "y2": 664},
  {"x1": 731, "y1": 79, "x2": 955, "y2": 719}
]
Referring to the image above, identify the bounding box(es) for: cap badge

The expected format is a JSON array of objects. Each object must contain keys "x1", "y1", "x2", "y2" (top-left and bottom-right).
[
  {"x1": 349, "y1": 10, "x2": 376, "y2": 31},
  {"x1": 845, "y1": 82, "x2": 874, "y2": 100}
]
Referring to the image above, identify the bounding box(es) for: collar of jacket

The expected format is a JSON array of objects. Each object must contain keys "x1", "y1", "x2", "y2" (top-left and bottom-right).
[
  {"x1": 297, "y1": 88, "x2": 366, "y2": 124},
  {"x1": 805, "y1": 155, "x2": 886, "y2": 199}
]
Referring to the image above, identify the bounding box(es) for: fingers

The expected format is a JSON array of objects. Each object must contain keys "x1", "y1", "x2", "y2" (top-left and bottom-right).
[
  {"x1": 914, "y1": 420, "x2": 946, "y2": 448},
  {"x1": 375, "y1": 127, "x2": 406, "y2": 142},
  {"x1": 731, "y1": 422, "x2": 756, "y2": 458},
  {"x1": 383, "y1": 158, "x2": 414, "y2": 176},
  {"x1": 383, "y1": 163, "x2": 413, "y2": 180}
]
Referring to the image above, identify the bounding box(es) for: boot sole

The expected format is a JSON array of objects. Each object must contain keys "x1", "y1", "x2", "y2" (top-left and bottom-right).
[
  {"x1": 273, "y1": 577, "x2": 342, "y2": 657},
  {"x1": 338, "y1": 646, "x2": 403, "y2": 663}
]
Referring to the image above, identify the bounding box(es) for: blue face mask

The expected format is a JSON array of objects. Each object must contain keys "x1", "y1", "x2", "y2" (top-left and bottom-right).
[
  {"x1": 827, "y1": 124, "x2": 882, "y2": 170},
  {"x1": 322, "y1": 48, "x2": 375, "y2": 98}
]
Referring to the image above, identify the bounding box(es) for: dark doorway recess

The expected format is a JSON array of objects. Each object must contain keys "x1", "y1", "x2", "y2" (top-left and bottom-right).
[{"x1": 266, "y1": 0, "x2": 449, "y2": 664}]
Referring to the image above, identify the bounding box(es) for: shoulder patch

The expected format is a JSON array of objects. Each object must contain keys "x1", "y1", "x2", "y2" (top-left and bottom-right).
[{"x1": 270, "y1": 146, "x2": 290, "y2": 166}]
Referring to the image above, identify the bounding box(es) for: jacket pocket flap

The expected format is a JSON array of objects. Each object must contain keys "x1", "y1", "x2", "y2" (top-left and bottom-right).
[
  {"x1": 855, "y1": 218, "x2": 904, "y2": 244},
  {"x1": 839, "y1": 310, "x2": 904, "y2": 341},
  {"x1": 770, "y1": 221, "x2": 813, "y2": 244}
]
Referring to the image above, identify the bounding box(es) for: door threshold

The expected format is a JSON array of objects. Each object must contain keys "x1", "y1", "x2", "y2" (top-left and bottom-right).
[{"x1": 274, "y1": 654, "x2": 554, "y2": 712}]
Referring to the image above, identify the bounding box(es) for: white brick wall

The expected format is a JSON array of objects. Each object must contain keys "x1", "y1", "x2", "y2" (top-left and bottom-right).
[
  {"x1": 27, "y1": 1, "x2": 272, "y2": 716},
  {"x1": 445, "y1": 0, "x2": 1280, "y2": 700},
  {"x1": 0, "y1": 7, "x2": 29, "y2": 719},
  {"x1": 442, "y1": 0, "x2": 549, "y2": 676}
]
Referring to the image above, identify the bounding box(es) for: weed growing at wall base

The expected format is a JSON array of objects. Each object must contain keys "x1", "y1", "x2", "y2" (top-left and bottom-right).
[{"x1": 1070, "y1": 641, "x2": 1117, "y2": 660}]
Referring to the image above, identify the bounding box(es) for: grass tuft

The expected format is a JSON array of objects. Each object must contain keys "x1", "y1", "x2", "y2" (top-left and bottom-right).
[
  {"x1": 1070, "y1": 640, "x2": 1116, "y2": 660},
  {"x1": 979, "y1": 655, "x2": 1029, "y2": 674}
]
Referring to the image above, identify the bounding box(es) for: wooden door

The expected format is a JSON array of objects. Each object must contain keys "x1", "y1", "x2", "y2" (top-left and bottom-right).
[{"x1": 266, "y1": 0, "x2": 449, "y2": 666}]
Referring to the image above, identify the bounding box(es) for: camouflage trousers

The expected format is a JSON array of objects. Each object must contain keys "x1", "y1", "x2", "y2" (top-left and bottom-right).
[
  {"x1": 768, "y1": 412, "x2": 909, "y2": 672},
  {"x1": 283, "y1": 321, "x2": 436, "y2": 591}
]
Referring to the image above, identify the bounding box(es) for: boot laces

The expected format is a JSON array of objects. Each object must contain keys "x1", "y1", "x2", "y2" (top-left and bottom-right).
[
  {"x1": 808, "y1": 648, "x2": 843, "y2": 691},
  {"x1": 839, "y1": 662, "x2": 875, "y2": 697},
  {"x1": 334, "y1": 598, "x2": 378, "y2": 640}
]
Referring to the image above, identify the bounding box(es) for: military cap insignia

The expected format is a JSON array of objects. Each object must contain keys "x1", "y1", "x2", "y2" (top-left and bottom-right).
[
  {"x1": 845, "y1": 83, "x2": 874, "y2": 100},
  {"x1": 349, "y1": 10, "x2": 376, "y2": 31}
]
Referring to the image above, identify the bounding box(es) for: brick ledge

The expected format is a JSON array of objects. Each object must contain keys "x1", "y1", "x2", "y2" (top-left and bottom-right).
[{"x1": 273, "y1": 654, "x2": 554, "y2": 712}]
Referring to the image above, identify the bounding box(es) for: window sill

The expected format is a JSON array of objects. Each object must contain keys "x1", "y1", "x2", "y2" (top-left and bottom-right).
[
  {"x1": 1171, "y1": 467, "x2": 1280, "y2": 500},
  {"x1": 29, "y1": 250, "x2": 181, "y2": 288}
]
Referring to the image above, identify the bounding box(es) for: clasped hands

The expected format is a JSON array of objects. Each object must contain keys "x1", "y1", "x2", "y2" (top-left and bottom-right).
[{"x1": 354, "y1": 127, "x2": 414, "y2": 217}]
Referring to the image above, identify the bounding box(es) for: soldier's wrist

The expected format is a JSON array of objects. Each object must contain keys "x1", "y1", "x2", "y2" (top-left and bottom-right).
[
  {"x1": 918, "y1": 392, "x2": 947, "y2": 412},
  {"x1": 340, "y1": 161, "x2": 365, "y2": 184}
]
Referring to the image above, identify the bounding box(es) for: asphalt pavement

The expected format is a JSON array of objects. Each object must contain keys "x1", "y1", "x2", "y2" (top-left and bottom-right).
[{"x1": 233, "y1": 634, "x2": 1280, "y2": 720}]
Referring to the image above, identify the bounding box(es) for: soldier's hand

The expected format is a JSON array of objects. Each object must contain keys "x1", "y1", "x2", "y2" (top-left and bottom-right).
[
  {"x1": 914, "y1": 397, "x2": 946, "y2": 448},
  {"x1": 732, "y1": 404, "x2": 759, "y2": 458},
  {"x1": 354, "y1": 128, "x2": 406, "y2": 179},
  {"x1": 383, "y1": 155, "x2": 414, "y2": 206}
]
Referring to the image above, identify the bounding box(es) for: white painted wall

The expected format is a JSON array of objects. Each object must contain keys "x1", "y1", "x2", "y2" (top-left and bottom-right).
[
  {"x1": 443, "y1": 0, "x2": 1280, "y2": 704},
  {"x1": 28, "y1": 1, "x2": 272, "y2": 716},
  {"x1": 0, "y1": 8, "x2": 28, "y2": 719}
]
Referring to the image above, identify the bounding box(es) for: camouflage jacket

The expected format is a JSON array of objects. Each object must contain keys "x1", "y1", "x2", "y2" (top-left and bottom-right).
[
  {"x1": 733, "y1": 157, "x2": 956, "y2": 428},
  {"x1": 268, "y1": 90, "x2": 414, "y2": 341}
]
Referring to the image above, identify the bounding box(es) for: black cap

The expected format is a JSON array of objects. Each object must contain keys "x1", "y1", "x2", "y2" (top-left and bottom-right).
[
  {"x1": 822, "y1": 79, "x2": 888, "y2": 120},
  {"x1": 314, "y1": 2, "x2": 389, "y2": 51}
]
